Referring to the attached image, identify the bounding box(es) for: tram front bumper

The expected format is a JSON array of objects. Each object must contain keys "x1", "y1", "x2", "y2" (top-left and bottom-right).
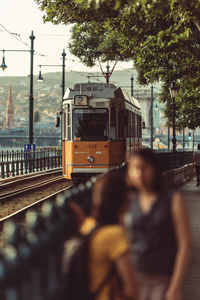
[{"x1": 72, "y1": 167, "x2": 109, "y2": 173}]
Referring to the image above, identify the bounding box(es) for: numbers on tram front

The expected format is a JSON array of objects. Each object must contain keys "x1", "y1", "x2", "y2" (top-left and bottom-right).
[{"x1": 86, "y1": 144, "x2": 97, "y2": 149}]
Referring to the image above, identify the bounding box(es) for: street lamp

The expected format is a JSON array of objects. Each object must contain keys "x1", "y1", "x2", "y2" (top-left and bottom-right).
[
  {"x1": 0, "y1": 31, "x2": 35, "y2": 145},
  {"x1": 38, "y1": 65, "x2": 44, "y2": 83},
  {"x1": 169, "y1": 81, "x2": 178, "y2": 152},
  {"x1": 37, "y1": 49, "x2": 66, "y2": 99},
  {"x1": 0, "y1": 50, "x2": 7, "y2": 71}
]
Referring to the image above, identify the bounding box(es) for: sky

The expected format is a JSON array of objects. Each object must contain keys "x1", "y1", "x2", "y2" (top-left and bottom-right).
[{"x1": 0, "y1": 0, "x2": 133, "y2": 77}]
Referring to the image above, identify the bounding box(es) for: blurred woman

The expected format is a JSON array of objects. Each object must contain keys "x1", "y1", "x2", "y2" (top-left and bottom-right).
[
  {"x1": 125, "y1": 148, "x2": 191, "y2": 300},
  {"x1": 63, "y1": 170, "x2": 137, "y2": 300},
  {"x1": 88, "y1": 170, "x2": 137, "y2": 300}
]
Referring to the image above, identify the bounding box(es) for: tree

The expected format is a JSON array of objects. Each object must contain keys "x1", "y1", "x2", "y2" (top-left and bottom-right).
[{"x1": 35, "y1": 0, "x2": 200, "y2": 128}]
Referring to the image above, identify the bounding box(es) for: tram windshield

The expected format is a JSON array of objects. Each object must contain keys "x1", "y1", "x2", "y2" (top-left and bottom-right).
[{"x1": 72, "y1": 108, "x2": 109, "y2": 141}]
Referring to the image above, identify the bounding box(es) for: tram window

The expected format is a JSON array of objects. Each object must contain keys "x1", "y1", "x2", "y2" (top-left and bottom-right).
[
  {"x1": 135, "y1": 114, "x2": 138, "y2": 138},
  {"x1": 128, "y1": 111, "x2": 132, "y2": 137},
  {"x1": 68, "y1": 127, "x2": 71, "y2": 140},
  {"x1": 111, "y1": 108, "x2": 116, "y2": 127},
  {"x1": 118, "y1": 110, "x2": 124, "y2": 138},
  {"x1": 124, "y1": 110, "x2": 128, "y2": 137},
  {"x1": 62, "y1": 113, "x2": 66, "y2": 139},
  {"x1": 138, "y1": 115, "x2": 141, "y2": 138},
  {"x1": 132, "y1": 113, "x2": 135, "y2": 137},
  {"x1": 67, "y1": 110, "x2": 70, "y2": 126},
  {"x1": 66, "y1": 110, "x2": 71, "y2": 140},
  {"x1": 72, "y1": 108, "x2": 109, "y2": 141},
  {"x1": 110, "y1": 108, "x2": 116, "y2": 140},
  {"x1": 125, "y1": 116, "x2": 128, "y2": 137}
]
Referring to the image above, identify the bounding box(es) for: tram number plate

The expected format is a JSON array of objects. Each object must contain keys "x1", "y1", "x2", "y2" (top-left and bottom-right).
[{"x1": 86, "y1": 144, "x2": 96, "y2": 149}]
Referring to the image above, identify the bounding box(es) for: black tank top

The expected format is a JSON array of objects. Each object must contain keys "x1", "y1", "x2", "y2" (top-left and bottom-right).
[{"x1": 127, "y1": 190, "x2": 177, "y2": 276}]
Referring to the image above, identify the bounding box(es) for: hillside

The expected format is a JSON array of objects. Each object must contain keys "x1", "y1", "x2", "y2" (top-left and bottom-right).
[{"x1": 0, "y1": 69, "x2": 160, "y2": 124}]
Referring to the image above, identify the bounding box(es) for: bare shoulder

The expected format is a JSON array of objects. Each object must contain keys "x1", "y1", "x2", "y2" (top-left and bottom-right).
[
  {"x1": 172, "y1": 190, "x2": 185, "y2": 206},
  {"x1": 171, "y1": 190, "x2": 189, "y2": 219}
]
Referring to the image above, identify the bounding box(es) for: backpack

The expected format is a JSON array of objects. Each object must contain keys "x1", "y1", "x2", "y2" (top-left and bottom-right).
[{"x1": 61, "y1": 226, "x2": 113, "y2": 300}]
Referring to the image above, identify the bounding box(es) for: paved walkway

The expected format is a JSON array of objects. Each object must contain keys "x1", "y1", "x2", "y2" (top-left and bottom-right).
[{"x1": 181, "y1": 177, "x2": 200, "y2": 300}]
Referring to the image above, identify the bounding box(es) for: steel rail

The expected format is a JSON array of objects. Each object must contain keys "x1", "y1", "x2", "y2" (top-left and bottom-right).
[
  {"x1": 0, "y1": 176, "x2": 65, "y2": 202},
  {"x1": 0, "y1": 185, "x2": 73, "y2": 225},
  {"x1": 0, "y1": 168, "x2": 62, "y2": 187}
]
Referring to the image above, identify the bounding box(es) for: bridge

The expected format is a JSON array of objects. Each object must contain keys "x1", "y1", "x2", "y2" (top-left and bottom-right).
[{"x1": 0, "y1": 150, "x2": 199, "y2": 300}]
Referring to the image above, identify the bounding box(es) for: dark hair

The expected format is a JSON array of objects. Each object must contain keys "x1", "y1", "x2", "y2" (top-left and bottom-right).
[
  {"x1": 92, "y1": 170, "x2": 127, "y2": 226},
  {"x1": 128, "y1": 148, "x2": 163, "y2": 192},
  {"x1": 198, "y1": 144, "x2": 200, "y2": 150}
]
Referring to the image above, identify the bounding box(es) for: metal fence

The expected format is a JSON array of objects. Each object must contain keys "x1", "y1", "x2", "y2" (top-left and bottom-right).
[
  {"x1": 0, "y1": 178, "x2": 95, "y2": 300},
  {"x1": 157, "y1": 151, "x2": 193, "y2": 172},
  {"x1": 0, "y1": 147, "x2": 62, "y2": 179},
  {"x1": 0, "y1": 151, "x2": 195, "y2": 299}
]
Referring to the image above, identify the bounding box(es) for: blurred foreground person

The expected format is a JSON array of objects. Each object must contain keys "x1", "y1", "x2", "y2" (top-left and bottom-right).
[
  {"x1": 193, "y1": 143, "x2": 200, "y2": 186},
  {"x1": 62, "y1": 171, "x2": 137, "y2": 300},
  {"x1": 126, "y1": 148, "x2": 191, "y2": 300}
]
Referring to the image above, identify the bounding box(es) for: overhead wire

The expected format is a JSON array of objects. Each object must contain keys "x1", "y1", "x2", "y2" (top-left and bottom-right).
[{"x1": 0, "y1": 23, "x2": 47, "y2": 57}]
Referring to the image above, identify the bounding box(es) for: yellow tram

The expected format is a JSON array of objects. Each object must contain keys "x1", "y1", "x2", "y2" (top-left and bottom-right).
[{"x1": 60, "y1": 82, "x2": 142, "y2": 179}]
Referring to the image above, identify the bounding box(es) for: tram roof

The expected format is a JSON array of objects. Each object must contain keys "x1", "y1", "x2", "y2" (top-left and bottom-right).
[
  {"x1": 115, "y1": 87, "x2": 141, "y2": 110},
  {"x1": 63, "y1": 82, "x2": 141, "y2": 110},
  {"x1": 63, "y1": 82, "x2": 116, "y2": 99}
]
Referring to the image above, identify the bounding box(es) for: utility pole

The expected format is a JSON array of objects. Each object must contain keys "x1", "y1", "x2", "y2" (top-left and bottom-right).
[
  {"x1": 168, "y1": 126, "x2": 170, "y2": 151},
  {"x1": 61, "y1": 49, "x2": 66, "y2": 99},
  {"x1": 131, "y1": 75, "x2": 134, "y2": 97},
  {"x1": 193, "y1": 130, "x2": 195, "y2": 151},
  {"x1": 0, "y1": 31, "x2": 35, "y2": 145},
  {"x1": 169, "y1": 82, "x2": 178, "y2": 153},
  {"x1": 29, "y1": 31, "x2": 35, "y2": 145},
  {"x1": 172, "y1": 95, "x2": 176, "y2": 152},
  {"x1": 150, "y1": 85, "x2": 154, "y2": 149},
  {"x1": 106, "y1": 61, "x2": 110, "y2": 83}
]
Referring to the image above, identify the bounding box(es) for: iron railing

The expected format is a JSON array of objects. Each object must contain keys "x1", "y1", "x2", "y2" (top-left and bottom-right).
[
  {"x1": 0, "y1": 149, "x2": 193, "y2": 179},
  {"x1": 0, "y1": 147, "x2": 62, "y2": 179},
  {"x1": 157, "y1": 151, "x2": 193, "y2": 172},
  {"x1": 0, "y1": 178, "x2": 94, "y2": 300},
  {"x1": 0, "y1": 153, "x2": 194, "y2": 299}
]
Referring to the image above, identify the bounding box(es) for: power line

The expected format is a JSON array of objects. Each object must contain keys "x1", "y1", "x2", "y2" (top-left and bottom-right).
[
  {"x1": 0, "y1": 23, "x2": 48, "y2": 58},
  {"x1": 0, "y1": 23, "x2": 29, "y2": 47}
]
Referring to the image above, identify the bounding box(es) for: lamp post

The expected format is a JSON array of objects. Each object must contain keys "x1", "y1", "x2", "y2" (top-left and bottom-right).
[
  {"x1": 38, "y1": 49, "x2": 66, "y2": 100},
  {"x1": 131, "y1": 75, "x2": 134, "y2": 97},
  {"x1": 106, "y1": 61, "x2": 110, "y2": 84},
  {"x1": 150, "y1": 85, "x2": 154, "y2": 149},
  {"x1": 169, "y1": 81, "x2": 178, "y2": 152},
  {"x1": 183, "y1": 128, "x2": 185, "y2": 151},
  {"x1": 29, "y1": 31, "x2": 35, "y2": 145},
  {"x1": 119, "y1": 75, "x2": 135, "y2": 96},
  {"x1": 0, "y1": 31, "x2": 35, "y2": 145},
  {"x1": 168, "y1": 126, "x2": 170, "y2": 151}
]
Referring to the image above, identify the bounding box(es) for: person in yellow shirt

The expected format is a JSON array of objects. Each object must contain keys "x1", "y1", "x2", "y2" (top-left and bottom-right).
[{"x1": 88, "y1": 170, "x2": 137, "y2": 300}]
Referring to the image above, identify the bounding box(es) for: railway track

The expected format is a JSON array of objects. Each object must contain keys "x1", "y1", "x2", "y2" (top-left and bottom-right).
[
  {"x1": 0, "y1": 168, "x2": 62, "y2": 188},
  {"x1": 0, "y1": 185, "x2": 73, "y2": 226},
  {"x1": 0, "y1": 168, "x2": 73, "y2": 225},
  {"x1": 0, "y1": 175, "x2": 65, "y2": 201},
  {"x1": 0, "y1": 185, "x2": 73, "y2": 246}
]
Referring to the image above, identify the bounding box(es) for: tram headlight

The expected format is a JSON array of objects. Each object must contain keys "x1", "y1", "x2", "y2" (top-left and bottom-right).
[{"x1": 87, "y1": 156, "x2": 94, "y2": 163}]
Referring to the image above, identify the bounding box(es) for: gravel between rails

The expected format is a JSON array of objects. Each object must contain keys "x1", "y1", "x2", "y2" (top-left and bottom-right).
[
  {"x1": 0, "y1": 180, "x2": 72, "y2": 219},
  {"x1": 0, "y1": 169, "x2": 62, "y2": 193},
  {"x1": 0, "y1": 180, "x2": 73, "y2": 247}
]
